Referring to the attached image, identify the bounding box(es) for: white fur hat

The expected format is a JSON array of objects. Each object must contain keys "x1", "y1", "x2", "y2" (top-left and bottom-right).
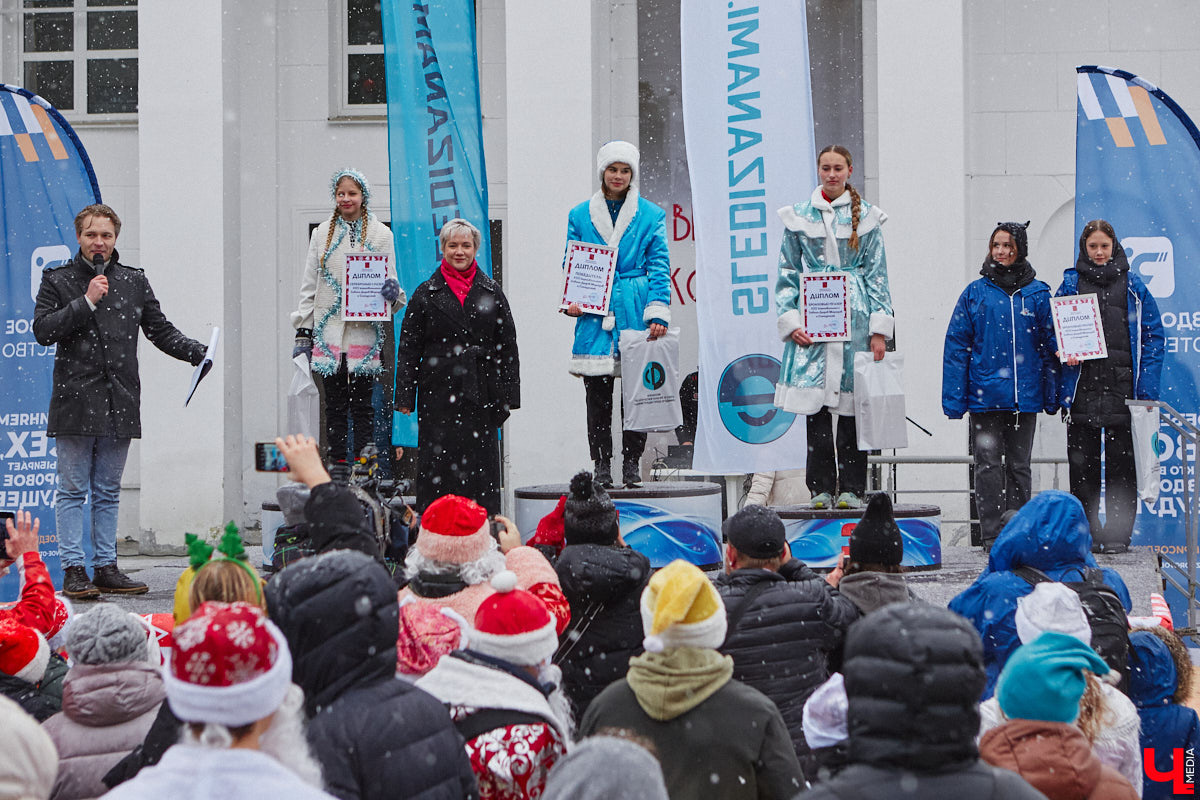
[{"x1": 596, "y1": 140, "x2": 640, "y2": 187}]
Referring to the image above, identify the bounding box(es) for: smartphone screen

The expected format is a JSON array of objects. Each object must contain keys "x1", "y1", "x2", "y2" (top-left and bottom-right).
[{"x1": 254, "y1": 442, "x2": 289, "y2": 472}]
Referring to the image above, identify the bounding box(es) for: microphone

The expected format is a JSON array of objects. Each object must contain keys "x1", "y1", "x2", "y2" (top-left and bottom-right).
[{"x1": 92, "y1": 253, "x2": 105, "y2": 276}]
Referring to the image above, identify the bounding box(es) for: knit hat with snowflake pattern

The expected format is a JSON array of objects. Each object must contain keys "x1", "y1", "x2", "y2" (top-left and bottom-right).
[{"x1": 164, "y1": 601, "x2": 292, "y2": 727}]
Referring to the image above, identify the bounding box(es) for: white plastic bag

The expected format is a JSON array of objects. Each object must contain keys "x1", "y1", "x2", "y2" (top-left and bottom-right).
[
  {"x1": 620, "y1": 328, "x2": 684, "y2": 433},
  {"x1": 853, "y1": 351, "x2": 908, "y2": 450},
  {"x1": 287, "y1": 354, "x2": 321, "y2": 439},
  {"x1": 1129, "y1": 403, "x2": 1162, "y2": 504}
]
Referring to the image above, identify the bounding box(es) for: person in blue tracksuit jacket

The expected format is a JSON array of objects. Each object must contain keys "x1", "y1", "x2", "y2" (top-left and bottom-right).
[
  {"x1": 561, "y1": 141, "x2": 672, "y2": 489},
  {"x1": 1057, "y1": 219, "x2": 1164, "y2": 553},
  {"x1": 948, "y1": 490, "x2": 1132, "y2": 699},
  {"x1": 943, "y1": 222, "x2": 1059, "y2": 549}
]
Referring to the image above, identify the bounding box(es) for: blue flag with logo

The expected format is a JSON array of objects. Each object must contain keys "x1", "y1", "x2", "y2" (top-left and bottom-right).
[
  {"x1": 0, "y1": 84, "x2": 100, "y2": 600},
  {"x1": 381, "y1": 1, "x2": 490, "y2": 447},
  {"x1": 1075, "y1": 66, "x2": 1200, "y2": 554}
]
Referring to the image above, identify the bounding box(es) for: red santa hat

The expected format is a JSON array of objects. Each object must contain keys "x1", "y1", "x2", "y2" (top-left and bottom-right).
[
  {"x1": 415, "y1": 494, "x2": 492, "y2": 564},
  {"x1": 470, "y1": 571, "x2": 558, "y2": 666},
  {"x1": 163, "y1": 601, "x2": 292, "y2": 727},
  {"x1": 46, "y1": 595, "x2": 74, "y2": 652},
  {"x1": 0, "y1": 619, "x2": 50, "y2": 684}
]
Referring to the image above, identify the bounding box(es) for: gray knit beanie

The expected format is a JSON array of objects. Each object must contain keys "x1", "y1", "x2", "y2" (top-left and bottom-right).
[{"x1": 66, "y1": 604, "x2": 148, "y2": 665}]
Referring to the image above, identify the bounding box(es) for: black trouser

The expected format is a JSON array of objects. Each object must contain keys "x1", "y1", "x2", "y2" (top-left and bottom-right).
[
  {"x1": 324, "y1": 357, "x2": 376, "y2": 462},
  {"x1": 971, "y1": 411, "x2": 1037, "y2": 545},
  {"x1": 583, "y1": 375, "x2": 646, "y2": 464},
  {"x1": 1068, "y1": 421, "x2": 1137, "y2": 547},
  {"x1": 805, "y1": 408, "x2": 866, "y2": 497}
]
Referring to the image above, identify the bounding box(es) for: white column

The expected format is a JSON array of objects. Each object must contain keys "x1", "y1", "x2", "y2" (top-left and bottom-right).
[
  {"x1": 504, "y1": 0, "x2": 596, "y2": 504},
  {"x1": 136, "y1": 2, "x2": 227, "y2": 545},
  {"x1": 874, "y1": 2, "x2": 969, "y2": 517}
]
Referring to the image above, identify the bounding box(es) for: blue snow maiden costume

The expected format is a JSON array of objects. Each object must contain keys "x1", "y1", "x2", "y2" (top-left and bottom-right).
[
  {"x1": 563, "y1": 140, "x2": 671, "y2": 378},
  {"x1": 1129, "y1": 629, "x2": 1200, "y2": 799},
  {"x1": 948, "y1": 490, "x2": 1131, "y2": 699}
]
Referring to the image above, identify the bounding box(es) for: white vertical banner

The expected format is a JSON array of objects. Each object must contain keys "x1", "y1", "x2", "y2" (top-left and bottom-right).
[{"x1": 681, "y1": 1, "x2": 816, "y2": 473}]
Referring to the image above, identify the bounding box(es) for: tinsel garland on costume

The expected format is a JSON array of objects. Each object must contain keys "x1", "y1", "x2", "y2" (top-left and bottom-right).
[{"x1": 312, "y1": 211, "x2": 385, "y2": 377}]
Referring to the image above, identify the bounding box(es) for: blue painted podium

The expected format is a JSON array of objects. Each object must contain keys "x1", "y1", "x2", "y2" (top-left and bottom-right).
[
  {"x1": 773, "y1": 503, "x2": 943, "y2": 571},
  {"x1": 514, "y1": 482, "x2": 724, "y2": 570}
]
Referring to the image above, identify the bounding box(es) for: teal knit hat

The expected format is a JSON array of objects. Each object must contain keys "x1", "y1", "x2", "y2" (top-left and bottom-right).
[{"x1": 996, "y1": 631, "x2": 1112, "y2": 724}]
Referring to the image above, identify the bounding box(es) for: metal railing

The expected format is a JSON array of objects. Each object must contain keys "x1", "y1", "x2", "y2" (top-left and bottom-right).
[{"x1": 1132, "y1": 400, "x2": 1200, "y2": 631}]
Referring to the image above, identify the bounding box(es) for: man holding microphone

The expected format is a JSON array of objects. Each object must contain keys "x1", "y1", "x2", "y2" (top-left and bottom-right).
[{"x1": 33, "y1": 204, "x2": 207, "y2": 599}]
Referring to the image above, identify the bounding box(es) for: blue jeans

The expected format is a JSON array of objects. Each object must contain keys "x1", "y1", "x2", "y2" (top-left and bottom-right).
[{"x1": 55, "y1": 436, "x2": 131, "y2": 568}]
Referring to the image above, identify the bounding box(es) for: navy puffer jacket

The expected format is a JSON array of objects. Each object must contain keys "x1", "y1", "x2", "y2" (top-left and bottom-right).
[
  {"x1": 267, "y1": 550, "x2": 478, "y2": 800},
  {"x1": 714, "y1": 559, "x2": 859, "y2": 755},
  {"x1": 554, "y1": 543, "x2": 649, "y2": 716}
]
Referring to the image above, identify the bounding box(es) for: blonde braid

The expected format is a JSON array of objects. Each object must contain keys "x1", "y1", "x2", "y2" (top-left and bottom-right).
[
  {"x1": 360, "y1": 207, "x2": 369, "y2": 247},
  {"x1": 846, "y1": 183, "x2": 862, "y2": 252},
  {"x1": 320, "y1": 209, "x2": 338, "y2": 272}
]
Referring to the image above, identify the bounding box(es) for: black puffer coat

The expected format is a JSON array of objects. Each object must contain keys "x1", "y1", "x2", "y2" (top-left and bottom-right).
[
  {"x1": 714, "y1": 560, "x2": 858, "y2": 756},
  {"x1": 266, "y1": 550, "x2": 477, "y2": 800},
  {"x1": 1073, "y1": 252, "x2": 1135, "y2": 427},
  {"x1": 804, "y1": 603, "x2": 1047, "y2": 800},
  {"x1": 554, "y1": 543, "x2": 649, "y2": 716},
  {"x1": 33, "y1": 250, "x2": 206, "y2": 438}
]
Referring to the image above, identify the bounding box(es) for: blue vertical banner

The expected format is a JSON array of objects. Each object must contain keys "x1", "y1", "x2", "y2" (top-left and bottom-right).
[
  {"x1": 1074, "y1": 66, "x2": 1200, "y2": 554},
  {"x1": 0, "y1": 84, "x2": 101, "y2": 599},
  {"x1": 381, "y1": 1, "x2": 490, "y2": 447}
]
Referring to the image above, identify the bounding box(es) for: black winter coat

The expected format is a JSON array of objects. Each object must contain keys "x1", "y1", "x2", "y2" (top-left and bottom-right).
[
  {"x1": 395, "y1": 267, "x2": 519, "y2": 514},
  {"x1": 266, "y1": 550, "x2": 477, "y2": 800},
  {"x1": 554, "y1": 543, "x2": 650, "y2": 715},
  {"x1": 33, "y1": 250, "x2": 206, "y2": 438},
  {"x1": 804, "y1": 603, "x2": 1047, "y2": 800},
  {"x1": 714, "y1": 560, "x2": 859, "y2": 757}
]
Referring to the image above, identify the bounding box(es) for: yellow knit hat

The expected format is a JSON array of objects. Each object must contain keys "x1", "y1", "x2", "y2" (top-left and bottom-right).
[{"x1": 640, "y1": 560, "x2": 727, "y2": 653}]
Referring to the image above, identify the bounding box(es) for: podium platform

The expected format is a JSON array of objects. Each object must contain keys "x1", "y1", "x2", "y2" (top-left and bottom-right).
[
  {"x1": 774, "y1": 503, "x2": 943, "y2": 571},
  {"x1": 515, "y1": 482, "x2": 723, "y2": 570}
]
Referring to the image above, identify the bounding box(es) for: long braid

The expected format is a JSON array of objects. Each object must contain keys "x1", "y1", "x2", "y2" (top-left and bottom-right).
[
  {"x1": 360, "y1": 206, "x2": 368, "y2": 247},
  {"x1": 320, "y1": 208, "x2": 338, "y2": 273},
  {"x1": 818, "y1": 144, "x2": 863, "y2": 251},
  {"x1": 846, "y1": 183, "x2": 862, "y2": 251}
]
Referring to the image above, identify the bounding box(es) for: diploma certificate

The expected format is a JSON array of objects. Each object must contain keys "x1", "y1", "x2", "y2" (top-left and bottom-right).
[
  {"x1": 802, "y1": 274, "x2": 851, "y2": 341},
  {"x1": 560, "y1": 241, "x2": 617, "y2": 315},
  {"x1": 342, "y1": 253, "x2": 390, "y2": 320},
  {"x1": 1051, "y1": 293, "x2": 1108, "y2": 362}
]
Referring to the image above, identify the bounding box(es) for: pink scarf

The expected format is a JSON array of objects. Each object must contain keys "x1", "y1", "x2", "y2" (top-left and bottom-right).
[{"x1": 440, "y1": 259, "x2": 477, "y2": 306}]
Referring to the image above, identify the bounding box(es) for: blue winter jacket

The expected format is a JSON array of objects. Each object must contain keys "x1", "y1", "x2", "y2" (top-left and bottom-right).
[
  {"x1": 1129, "y1": 629, "x2": 1200, "y2": 799},
  {"x1": 942, "y1": 277, "x2": 1059, "y2": 418},
  {"x1": 947, "y1": 490, "x2": 1132, "y2": 698},
  {"x1": 1056, "y1": 269, "x2": 1164, "y2": 408},
  {"x1": 564, "y1": 193, "x2": 672, "y2": 376}
]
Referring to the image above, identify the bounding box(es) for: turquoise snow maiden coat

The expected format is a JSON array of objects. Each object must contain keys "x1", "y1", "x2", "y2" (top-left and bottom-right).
[
  {"x1": 774, "y1": 187, "x2": 894, "y2": 415},
  {"x1": 564, "y1": 191, "x2": 672, "y2": 376}
]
